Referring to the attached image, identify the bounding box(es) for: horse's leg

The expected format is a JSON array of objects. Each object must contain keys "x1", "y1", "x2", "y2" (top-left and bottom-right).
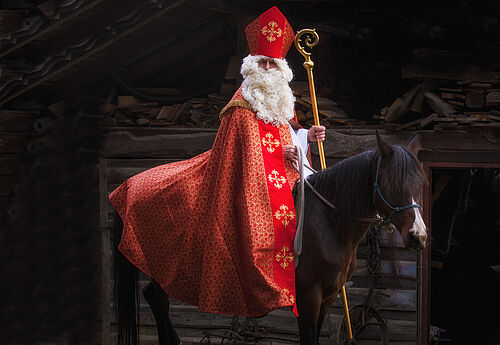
[
  {"x1": 296, "y1": 286, "x2": 322, "y2": 345},
  {"x1": 143, "y1": 280, "x2": 181, "y2": 345},
  {"x1": 316, "y1": 298, "x2": 334, "y2": 342}
]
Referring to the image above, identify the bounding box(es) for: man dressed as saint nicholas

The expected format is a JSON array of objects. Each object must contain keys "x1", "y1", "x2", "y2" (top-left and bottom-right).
[{"x1": 109, "y1": 6, "x2": 326, "y2": 318}]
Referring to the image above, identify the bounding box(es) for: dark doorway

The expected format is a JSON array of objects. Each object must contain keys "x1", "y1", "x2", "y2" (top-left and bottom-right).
[{"x1": 429, "y1": 168, "x2": 500, "y2": 345}]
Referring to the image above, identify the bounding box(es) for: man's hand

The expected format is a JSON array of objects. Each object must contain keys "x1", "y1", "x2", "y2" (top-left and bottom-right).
[
  {"x1": 283, "y1": 145, "x2": 298, "y2": 163},
  {"x1": 307, "y1": 125, "x2": 326, "y2": 143}
]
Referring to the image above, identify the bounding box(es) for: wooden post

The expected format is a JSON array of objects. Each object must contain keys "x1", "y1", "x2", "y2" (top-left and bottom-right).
[{"x1": 99, "y1": 158, "x2": 111, "y2": 345}]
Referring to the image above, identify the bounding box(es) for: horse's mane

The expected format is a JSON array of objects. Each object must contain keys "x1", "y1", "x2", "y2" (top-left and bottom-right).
[{"x1": 306, "y1": 145, "x2": 425, "y2": 229}]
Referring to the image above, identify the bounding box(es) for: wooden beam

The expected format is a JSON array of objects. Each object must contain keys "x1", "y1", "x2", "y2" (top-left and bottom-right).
[
  {"x1": 0, "y1": 0, "x2": 106, "y2": 58},
  {"x1": 419, "y1": 129, "x2": 500, "y2": 151},
  {"x1": 0, "y1": 0, "x2": 190, "y2": 108},
  {"x1": 402, "y1": 64, "x2": 499, "y2": 84},
  {"x1": 102, "y1": 130, "x2": 217, "y2": 158},
  {"x1": 418, "y1": 150, "x2": 500, "y2": 164},
  {"x1": 320, "y1": 130, "x2": 417, "y2": 159},
  {"x1": 0, "y1": 110, "x2": 37, "y2": 131}
]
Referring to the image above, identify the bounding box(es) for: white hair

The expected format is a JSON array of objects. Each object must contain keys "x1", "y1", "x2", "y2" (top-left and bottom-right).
[{"x1": 240, "y1": 54, "x2": 295, "y2": 127}]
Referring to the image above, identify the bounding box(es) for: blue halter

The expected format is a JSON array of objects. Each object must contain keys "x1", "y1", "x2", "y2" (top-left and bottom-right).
[{"x1": 373, "y1": 156, "x2": 422, "y2": 224}]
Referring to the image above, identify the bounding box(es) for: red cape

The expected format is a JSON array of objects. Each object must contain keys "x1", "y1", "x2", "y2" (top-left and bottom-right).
[{"x1": 109, "y1": 89, "x2": 299, "y2": 316}]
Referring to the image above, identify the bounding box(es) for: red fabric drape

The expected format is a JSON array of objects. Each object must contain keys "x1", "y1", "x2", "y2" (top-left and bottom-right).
[{"x1": 109, "y1": 93, "x2": 299, "y2": 316}]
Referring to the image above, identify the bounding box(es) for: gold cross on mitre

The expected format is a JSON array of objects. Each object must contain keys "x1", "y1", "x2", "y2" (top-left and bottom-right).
[{"x1": 261, "y1": 20, "x2": 283, "y2": 42}]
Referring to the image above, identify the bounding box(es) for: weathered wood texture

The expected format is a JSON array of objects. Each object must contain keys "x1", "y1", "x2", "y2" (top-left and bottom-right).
[
  {"x1": 0, "y1": 110, "x2": 37, "y2": 220},
  {"x1": 417, "y1": 129, "x2": 500, "y2": 163},
  {"x1": 100, "y1": 128, "x2": 420, "y2": 344}
]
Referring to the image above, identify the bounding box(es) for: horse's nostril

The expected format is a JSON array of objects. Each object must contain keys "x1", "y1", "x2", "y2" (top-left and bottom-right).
[{"x1": 408, "y1": 232, "x2": 423, "y2": 250}]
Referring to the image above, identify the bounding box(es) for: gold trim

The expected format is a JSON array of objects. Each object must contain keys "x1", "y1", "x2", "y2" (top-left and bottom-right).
[{"x1": 219, "y1": 99, "x2": 252, "y2": 119}]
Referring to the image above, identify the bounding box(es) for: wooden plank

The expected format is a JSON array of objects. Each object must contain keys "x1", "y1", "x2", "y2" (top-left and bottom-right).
[
  {"x1": 105, "y1": 127, "x2": 218, "y2": 136},
  {"x1": 353, "y1": 259, "x2": 416, "y2": 278},
  {"x1": 419, "y1": 130, "x2": 500, "y2": 151},
  {"x1": 418, "y1": 150, "x2": 500, "y2": 164},
  {"x1": 0, "y1": 155, "x2": 22, "y2": 174},
  {"x1": 357, "y1": 245, "x2": 417, "y2": 262},
  {"x1": 114, "y1": 304, "x2": 416, "y2": 341},
  {"x1": 0, "y1": 133, "x2": 28, "y2": 153},
  {"x1": 321, "y1": 130, "x2": 417, "y2": 159},
  {"x1": 423, "y1": 92, "x2": 456, "y2": 116},
  {"x1": 486, "y1": 91, "x2": 500, "y2": 106},
  {"x1": 0, "y1": 110, "x2": 37, "y2": 131},
  {"x1": 332, "y1": 288, "x2": 416, "y2": 311},
  {"x1": 357, "y1": 319, "x2": 416, "y2": 341},
  {"x1": 102, "y1": 131, "x2": 216, "y2": 158},
  {"x1": 350, "y1": 275, "x2": 417, "y2": 291}
]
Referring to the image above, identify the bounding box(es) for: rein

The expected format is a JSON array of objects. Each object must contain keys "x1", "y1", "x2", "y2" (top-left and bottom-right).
[{"x1": 292, "y1": 146, "x2": 337, "y2": 266}]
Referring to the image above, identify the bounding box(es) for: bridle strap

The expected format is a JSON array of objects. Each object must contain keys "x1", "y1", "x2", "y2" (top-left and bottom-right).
[{"x1": 373, "y1": 156, "x2": 422, "y2": 220}]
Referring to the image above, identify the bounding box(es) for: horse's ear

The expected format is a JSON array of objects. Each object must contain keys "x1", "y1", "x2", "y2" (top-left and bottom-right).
[
  {"x1": 408, "y1": 133, "x2": 422, "y2": 156},
  {"x1": 376, "y1": 130, "x2": 392, "y2": 159}
]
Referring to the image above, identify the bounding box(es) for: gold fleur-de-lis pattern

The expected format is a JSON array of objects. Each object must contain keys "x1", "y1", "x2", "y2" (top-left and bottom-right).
[
  {"x1": 275, "y1": 246, "x2": 294, "y2": 269},
  {"x1": 257, "y1": 116, "x2": 298, "y2": 314},
  {"x1": 268, "y1": 170, "x2": 287, "y2": 189},
  {"x1": 261, "y1": 20, "x2": 283, "y2": 43},
  {"x1": 261, "y1": 132, "x2": 280, "y2": 153},
  {"x1": 281, "y1": 288, "x2": 296, "y2": 304},
  {"x1": 274, "y1": 204, "x2": 295, "y2": 226}
]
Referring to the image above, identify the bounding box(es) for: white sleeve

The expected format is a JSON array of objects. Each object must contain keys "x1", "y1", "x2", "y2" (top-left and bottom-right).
[
  {"x1": 288, "y1": 124, "x2": 312, "y2": 178},
  {"x1": 296, "y1": 128, "x2": 309, "y2": 154}
]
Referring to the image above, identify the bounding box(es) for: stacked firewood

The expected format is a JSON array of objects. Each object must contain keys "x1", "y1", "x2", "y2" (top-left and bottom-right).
[
  {"x1": 99, "y1": 81, "x2": 358, "y2": 128},
  {"x1": 376, "y1": 80, "x2": 500, "y2": 131},
  {"x1": 374, "y1": 48, "x2": 500, "y2": 130},
  {"x1": 99, "y1": 92, "x2": 229, "y2": 128}
]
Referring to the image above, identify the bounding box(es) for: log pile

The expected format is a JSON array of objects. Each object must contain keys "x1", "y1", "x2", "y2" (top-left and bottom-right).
[
  {"x1": 375, "y1": 48, "x2": 500, "y2": 131},
  {"x1": 99, "y1": 92, "x2": 229, "y2": 128},
  {"x1": 99, "y1": 81, "x2": 360, "y2": 129},
  {"x1": 377, "y1": 81, "x2": 500, "y2": 131}
]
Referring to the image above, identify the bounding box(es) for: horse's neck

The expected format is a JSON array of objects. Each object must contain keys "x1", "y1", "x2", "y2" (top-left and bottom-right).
[{"x1": 326, "y1": 153, "x2": 378, "y2": 247}]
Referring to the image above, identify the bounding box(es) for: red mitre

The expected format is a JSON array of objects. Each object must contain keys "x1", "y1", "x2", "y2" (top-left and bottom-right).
[{"x1": 245, "y1": 6, "x2": 295, "y2": 59}]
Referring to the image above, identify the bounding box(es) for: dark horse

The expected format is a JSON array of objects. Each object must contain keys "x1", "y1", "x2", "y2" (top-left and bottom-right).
[{"x1": 113, "y1": 133, "x2": 427, "y2": 345}]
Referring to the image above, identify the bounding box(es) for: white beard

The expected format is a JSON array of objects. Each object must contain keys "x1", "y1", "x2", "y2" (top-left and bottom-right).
[{"x1": 240, "y1": 54, "x2": 295, "y2": 127}]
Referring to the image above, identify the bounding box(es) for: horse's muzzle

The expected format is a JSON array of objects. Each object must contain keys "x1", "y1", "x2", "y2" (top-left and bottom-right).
[{"x1": 407, "y1": 231, "x2": 426, "y2": 251}]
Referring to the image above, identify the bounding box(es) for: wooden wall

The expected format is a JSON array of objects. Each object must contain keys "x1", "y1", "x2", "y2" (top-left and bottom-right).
[{"x1": 100, "y1": 127, "x2": 421, "y2": 345}]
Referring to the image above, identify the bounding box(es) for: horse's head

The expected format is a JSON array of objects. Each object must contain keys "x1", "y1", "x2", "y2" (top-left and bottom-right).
[{"x1": 373, "y1": 132, "x2": 428, "y2": 251}]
